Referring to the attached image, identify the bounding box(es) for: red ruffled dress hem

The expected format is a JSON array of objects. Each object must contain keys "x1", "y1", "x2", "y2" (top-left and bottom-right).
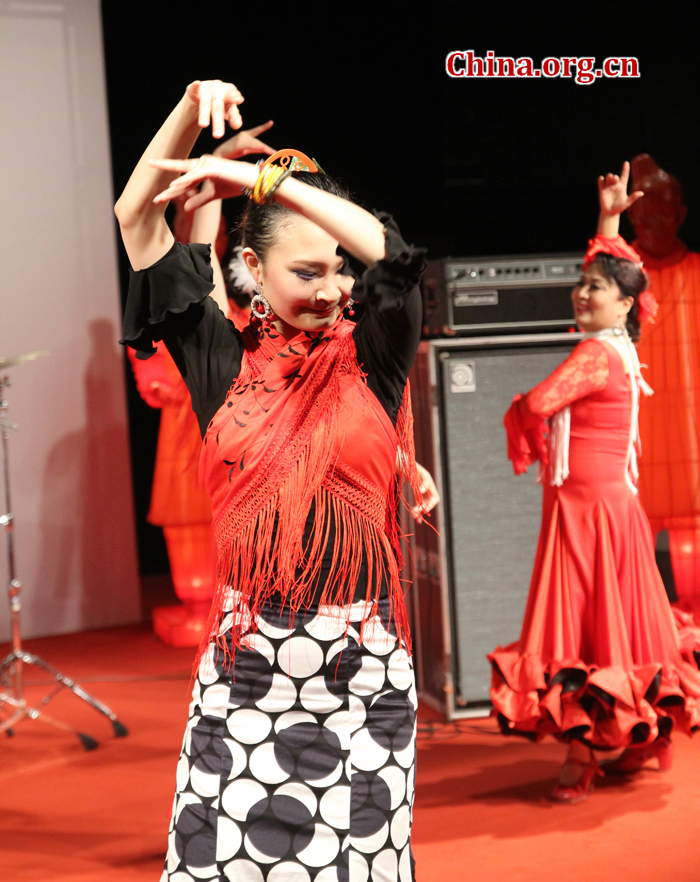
[{"x1": 489, "y1": 632, "x2": 700, "y2": 749}]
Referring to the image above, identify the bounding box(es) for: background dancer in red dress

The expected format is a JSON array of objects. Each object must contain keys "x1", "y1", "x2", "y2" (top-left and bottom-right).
[{"x1": 489, "y1": 164, "x2": 700, "y2": 804}]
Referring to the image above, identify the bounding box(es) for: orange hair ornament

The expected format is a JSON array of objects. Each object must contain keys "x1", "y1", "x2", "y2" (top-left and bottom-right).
[
  {"x1": 249, "y1": 150, "x2": 324, "y2": 204},
  {"x1": 260, "y1": 149, "x2": 320, "y2": 173}
]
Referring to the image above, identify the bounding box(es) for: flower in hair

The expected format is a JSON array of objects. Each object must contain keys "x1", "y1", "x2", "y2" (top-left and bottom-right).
[
  {"x1": 637, "y1": 289, "x2": 659, "y2": 325},
  {"x1": 583, "y1": 234, "x2": 644, "y2": 270}
]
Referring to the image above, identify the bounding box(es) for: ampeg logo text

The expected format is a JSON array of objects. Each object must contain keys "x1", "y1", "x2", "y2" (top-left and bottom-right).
[
  {"x1": 450, "y1": 360, "x2": 476, "y2": 393},
  {"x1": 454, "y1": 290, "x2": 498, "y2": 307}
]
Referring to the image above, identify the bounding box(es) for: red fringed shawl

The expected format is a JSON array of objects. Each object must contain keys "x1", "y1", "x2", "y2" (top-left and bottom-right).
[{"x1": 197, "y1": 317, "x2": 420, "y2": 666}]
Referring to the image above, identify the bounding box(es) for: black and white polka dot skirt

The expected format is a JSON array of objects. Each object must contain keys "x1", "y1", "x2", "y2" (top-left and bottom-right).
[{"x1": 162, "y1": 595, "x2": 417, "y2": 882}]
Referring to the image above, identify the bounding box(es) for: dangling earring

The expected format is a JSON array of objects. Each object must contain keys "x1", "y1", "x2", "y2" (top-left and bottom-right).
[
  {"x1": 250, "y1": 284, "x2": 275, "y2": 324},
  {"x1": 345, "y1": 297, "x2": 355, "y2": 317}
]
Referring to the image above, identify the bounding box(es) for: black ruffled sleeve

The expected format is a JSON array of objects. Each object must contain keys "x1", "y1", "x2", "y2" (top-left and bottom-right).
[
  {"x1": 120, "y1": 241, "x2": 244, "y2": 434},
  {"x1": 352, "y1": 212, "x2": 427, "y2": 424},
  {"x1": 121, "y1": 241, "x2": 215, "y2": 357}
]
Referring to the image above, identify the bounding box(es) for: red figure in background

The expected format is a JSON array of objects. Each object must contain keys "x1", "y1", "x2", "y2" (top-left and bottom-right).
[
  {"x1": 629, "y1": 155, "x2": 700, "y2": 617},
  {"x1": 128, "y1": 341, "x2": 216, "y2": 645}
]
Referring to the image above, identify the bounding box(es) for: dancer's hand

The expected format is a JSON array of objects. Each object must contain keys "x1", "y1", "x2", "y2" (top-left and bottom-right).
[
  {"x1": 189, "y1": 121, "x2": 275, "y2": 210},
  {"x1": 116, "y1": 79, "x2": 248, "y2": 270},
  {"x1": 213, "y1": 121, "x2": 275, "y2": 159},
  {"x1": 150, "y1": 156, "x2": 258, "y2": 209},
  {"x1": 146, "y1": 378, "x2": 190, "y2": 408},
  {"x1": 598, "y1": 161, "x2": 644, "y2": 218},
  {"x1": 411, "y1": 463, "x2": 440, "y2": 522},
  {"x1": 184, "y1": 79, "x2": 245, "y2": 137}
]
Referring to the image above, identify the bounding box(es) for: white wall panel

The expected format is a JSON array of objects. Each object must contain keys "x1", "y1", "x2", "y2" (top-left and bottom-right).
[{"x1": 0, "y1": 0, "x2": 140, "y2": 638}]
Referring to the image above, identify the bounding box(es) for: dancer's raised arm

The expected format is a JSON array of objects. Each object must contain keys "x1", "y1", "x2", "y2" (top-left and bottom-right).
[
  {"x1": 114, "y1": 80, "x2": 245, "y2": 270},
  {"x1": 596, "y1": 160, "x2": 644, "y2": 238},
  {"x1": 151, "y1": 154, "x2": 387, "y2": 268},
  {"x1": 187, "y1": 121, "x2": 276, "y2": 314}
]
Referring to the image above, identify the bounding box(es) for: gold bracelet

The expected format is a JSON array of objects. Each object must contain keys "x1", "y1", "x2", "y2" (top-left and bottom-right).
[
  {"x1": 251, "y1": 165, "x2": 270, "y2": 204},
  {"x1": 265, "y1": 167, "x2": 292, "y2": 203},
  {"x1": 251, "y1": 164, "x2": 284, "y2": 205},
  {"x1": 251, "y1": 165, "x2": 268, "y2": 204}
]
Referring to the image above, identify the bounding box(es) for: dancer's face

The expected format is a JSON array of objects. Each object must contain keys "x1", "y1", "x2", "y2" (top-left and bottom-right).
[
  {"x1": 243, "y1": 217, "x2": 355, "y2": 339},
  {"x1": 571, "y1": 267, "x2": 633, "y2": 333}
]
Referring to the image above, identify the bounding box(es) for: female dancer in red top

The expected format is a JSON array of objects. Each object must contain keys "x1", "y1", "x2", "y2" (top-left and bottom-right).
[
  {"x1": 489, "y1": 164, "x2": 700, "y2": 803},
  {"x1": 118, "y1": 79, "x2": 428, "y2": 880}
]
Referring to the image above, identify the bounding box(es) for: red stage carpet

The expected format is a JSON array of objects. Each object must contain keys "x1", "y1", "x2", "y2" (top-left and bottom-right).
[{"x1": 1, "y1": 622, "x2": 699, "y2": 882}]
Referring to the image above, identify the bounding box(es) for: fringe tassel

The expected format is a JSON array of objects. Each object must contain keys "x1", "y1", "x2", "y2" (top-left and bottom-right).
[
  {"x1": 195, "y1": 483, "x2": 411, "y2": 673},
  {"x1": 396, "y1": 383, "x2": 425, "y2": 513},
  {"x1": 547, "y1": 406, "x2": 571, "y2": 487}
]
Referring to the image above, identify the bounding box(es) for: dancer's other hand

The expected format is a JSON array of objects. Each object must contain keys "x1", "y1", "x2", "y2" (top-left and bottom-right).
[
  {"x1": 412, "y1": 463, "x2": 440, "y2": 522},
  {"x1": 185, "y1": 79, "x2": 245, "y2": 137},
  {"x1": 151, "y1": 156, "x2": 258, "y2": 209},
  {"x1": 597, "y1": 161, "x2": 644, "y2": 238},
  {"x1": 213, "y1": 121, "x2": 275, "y2": 159},
  {"x1": 188, "y1": 121, "x2": 275, "y2": 209},
  {"x1": 598, "y1": 161, "x2": 644, "y2": 218}
]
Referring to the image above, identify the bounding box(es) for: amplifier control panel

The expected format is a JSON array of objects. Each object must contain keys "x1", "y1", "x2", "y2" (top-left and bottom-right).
[
  {"x1": 423, "y1": 254, "x2": 584, "y2": 337},
  {"x1": 446, "y1": 255, "x2": 583, "y2": 286}
]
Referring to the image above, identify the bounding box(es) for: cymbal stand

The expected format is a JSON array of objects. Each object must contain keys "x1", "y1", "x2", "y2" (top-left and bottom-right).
[{"x1": 0, "y1": 374, "x2": 128, "y2": 749}]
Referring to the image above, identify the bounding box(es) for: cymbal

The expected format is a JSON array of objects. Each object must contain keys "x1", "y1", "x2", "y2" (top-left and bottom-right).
[{"x1": 0, "y1": 350, "x2": 51, "y2": 368}]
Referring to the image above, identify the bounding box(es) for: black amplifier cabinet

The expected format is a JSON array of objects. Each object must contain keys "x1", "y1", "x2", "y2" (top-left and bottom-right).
[
  {"x1": 408, "y1": 333, "x2": 579, "y2": 719},
  {"x1": 422, "y1": 253, "x2": 583, "y2": 337}
]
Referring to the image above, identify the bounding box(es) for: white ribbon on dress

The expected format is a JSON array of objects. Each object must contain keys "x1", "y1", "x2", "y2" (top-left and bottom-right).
[{"x1": 545, "y1": 327, "x2": 653, "y2": 491}]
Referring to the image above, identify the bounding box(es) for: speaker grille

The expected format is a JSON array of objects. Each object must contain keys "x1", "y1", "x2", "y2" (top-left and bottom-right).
[{"x1": 410, "y1": 337, "x2": 577, "y2": 713}]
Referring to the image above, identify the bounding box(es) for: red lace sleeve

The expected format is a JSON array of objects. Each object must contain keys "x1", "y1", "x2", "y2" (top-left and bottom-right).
[
  {"x1": 523, "y1": 338, "x2": 610, "y2": 419},
  {"x1": 503, "y1": 339, "x2": 609, "y2": 475}
]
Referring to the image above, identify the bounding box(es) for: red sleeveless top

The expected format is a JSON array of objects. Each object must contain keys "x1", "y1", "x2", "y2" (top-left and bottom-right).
[{"x1": 198, "y1": 318, "x2": 420, "y2": 663}]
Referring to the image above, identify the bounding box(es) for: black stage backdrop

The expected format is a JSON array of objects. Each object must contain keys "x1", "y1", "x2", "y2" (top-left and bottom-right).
[{"x1": 101, "y1": 3, "x2": 700, "y2": 573}]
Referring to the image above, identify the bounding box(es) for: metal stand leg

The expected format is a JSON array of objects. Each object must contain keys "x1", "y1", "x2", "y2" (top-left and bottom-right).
[
  {"x1": 0, "y1": 650, "x2": 129, "y2": 747},
  {"x1": 0, "y1": 371, "x2": 128, "y2": 749}
]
